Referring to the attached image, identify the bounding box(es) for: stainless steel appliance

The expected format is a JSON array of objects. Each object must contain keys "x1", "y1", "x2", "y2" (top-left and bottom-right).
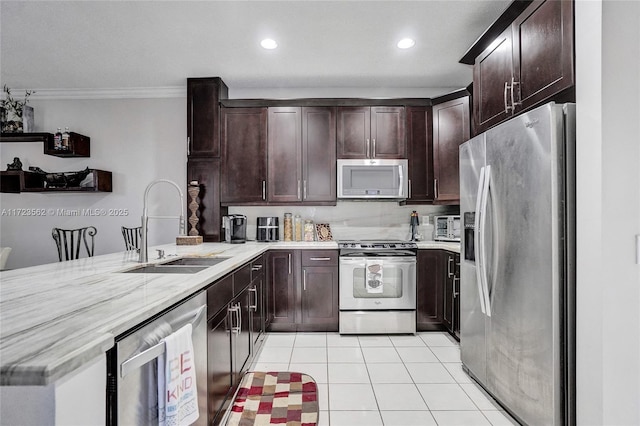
[
  {"x1": 256, "y1": 216, "x2": 279, "y2": 242},
  {"x1": 223, "y1": 214, "x2": 247, "y2": 243},
  {"x1": 106, "y1": 292, "x2": 207, "y2": 426},
  {"x1": 337, "y1": 159, "x2": 408, "y2": 199},
  {"x1": 338, "y1": 240, "x2": 417, "y2": 334},
  {"x1": 434, "y1": 215, "x2": 461, "y2": 241},
  {"x1": 459, "y1": 102, "x2": 575, "y2": 426}
]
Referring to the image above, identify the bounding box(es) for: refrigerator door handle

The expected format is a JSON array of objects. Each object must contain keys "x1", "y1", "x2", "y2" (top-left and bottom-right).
[
  {"x1": 479, "y1": 165, "x2": 492, "y2": 316},
  {"x1": 474, "y1": 166, "x2": 487, "y2": 315}
]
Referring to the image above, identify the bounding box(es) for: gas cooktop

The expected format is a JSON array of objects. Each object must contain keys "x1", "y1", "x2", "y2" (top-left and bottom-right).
[{"x1": 338, "y1": 240, "x2": 418, "y2": 249}]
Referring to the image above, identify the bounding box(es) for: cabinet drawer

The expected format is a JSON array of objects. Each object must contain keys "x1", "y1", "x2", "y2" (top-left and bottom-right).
[
  {"x1": 234, "y1": 263, "x2": 252, "y2": 294},
  {"x1": 207, "y1": 274, "x2": 233, "y2": 319},
  {"x1": 301, "y1": 250, "x2": 338, "y2": 266}
]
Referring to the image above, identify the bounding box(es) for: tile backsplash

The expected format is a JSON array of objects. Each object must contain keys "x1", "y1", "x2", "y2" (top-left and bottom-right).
[{"x1": 229, "y1": 201, "x2": 458, "y2": 241}]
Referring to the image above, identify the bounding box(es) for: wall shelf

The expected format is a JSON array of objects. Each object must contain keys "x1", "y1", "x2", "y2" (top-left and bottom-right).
[
  {"x1": 1, "y1": 132, "x2": 91, "y2": 157},
  {"x1": 0, "y1": 169, "x2": 112, "y2": 193}
]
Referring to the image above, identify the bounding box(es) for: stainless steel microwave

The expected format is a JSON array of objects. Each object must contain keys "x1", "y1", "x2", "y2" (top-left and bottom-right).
[
  {"x1": 435, "y1": 215, "x2": 461, "y2": 241},
  {"x1": 337, "y1": 159, "x2": 408, "y2": 199}
]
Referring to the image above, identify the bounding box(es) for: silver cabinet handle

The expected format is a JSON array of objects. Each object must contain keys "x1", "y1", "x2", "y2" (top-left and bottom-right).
[
  {"x1": 366, "y1": 138, "x2": 371, "y2": 158},
  {"x1": 510, "y1": 77, "x2": 521, "y2": 110},
  {"x1": 120, "y1": 304, "x2": 206, "y2": 378},
  {"x1": 504, "y1": 81, "x2": 510, "y2": 114},
  {"x1": 288, "y1": 253, "x2": 292, "y2": 275},
  {"x1": 187, "y1": 136, "x2": 191, "y2": 156},
  {"x1": 262, "y1": 180, "x2": 266, "y2": 201},
  {"x1": 408, "y1": 179, "x2": 412, "y2": 199},
  {"x1": 372, "y1": 138, "x2": 376, "y2": 158},
  {"x1": 297, "y1": 179, "x2": 301, "y2": 200},
  {"x1": 434, "y1": 179, "x2": 439, "y2": 199},
  {"x1": 303, "y1": 269, "x2": 306, "y2": 291},
  {"x1": 249, "y1": 287, "x2": 258, "y2": 310},
  {"x1": 309, "y1": 257, "x2": 331, "y2": 261},
  {"x1": 453, "y1": 277, "x2": 460, "y2": 298},
  {"x1": 447, "y1": 256, "x2": 454, "y2": 277},
  {"x1": 303, "y1": 180, "x2": 307, "y2": 200},
  {"x1": 251, "y1": 264, "x2": 263, "y2": 271}
]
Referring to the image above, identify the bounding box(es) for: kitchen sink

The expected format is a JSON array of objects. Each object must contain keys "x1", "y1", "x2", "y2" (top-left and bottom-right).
[
  {"x1": 122, "y1": 264, "x2": 209, "y2": 274},
  {"x1": 161, "y1": 257, "x2": 231, "y2": 266}
]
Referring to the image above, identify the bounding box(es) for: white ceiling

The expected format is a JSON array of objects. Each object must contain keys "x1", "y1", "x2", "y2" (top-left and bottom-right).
[{"x1": 1, "y1": 1, "x2": 510, "y2": 97}]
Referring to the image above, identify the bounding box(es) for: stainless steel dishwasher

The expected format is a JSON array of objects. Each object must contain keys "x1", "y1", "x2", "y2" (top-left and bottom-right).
[{"x1": 106, "y1": 292, "x2": 207, "y2": 426}]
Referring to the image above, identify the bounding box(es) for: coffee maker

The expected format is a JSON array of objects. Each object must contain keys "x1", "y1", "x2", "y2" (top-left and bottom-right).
[
  {"x1": 256, "y1": 217, "x2": 279, "y2": 242},
  {"x1": 223, "y1": 215, "x2": 247, "y2": 244}
]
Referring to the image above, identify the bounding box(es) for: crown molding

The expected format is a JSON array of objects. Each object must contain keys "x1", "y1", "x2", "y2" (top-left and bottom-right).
[{"x1": 25, "y1": 86, "x2": 186, "y2": 100}]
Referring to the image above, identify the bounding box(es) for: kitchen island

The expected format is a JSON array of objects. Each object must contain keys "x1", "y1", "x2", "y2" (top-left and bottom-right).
[{"x1": 0, "y1": 239, "x2": 458, "y2": 425}]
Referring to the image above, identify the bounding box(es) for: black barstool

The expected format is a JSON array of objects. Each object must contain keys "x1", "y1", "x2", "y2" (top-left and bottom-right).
[
  {"x1": 52, "y1": 226, "x2": 97, "y2": 261},
  {"x1": 121, "y1": 226, "x2": 142, "y2": 251}
]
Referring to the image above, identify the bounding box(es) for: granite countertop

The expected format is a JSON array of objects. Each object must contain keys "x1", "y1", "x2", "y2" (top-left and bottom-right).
[{"x1": 0, "y1": 239, "x2": 458, "y2": 386}]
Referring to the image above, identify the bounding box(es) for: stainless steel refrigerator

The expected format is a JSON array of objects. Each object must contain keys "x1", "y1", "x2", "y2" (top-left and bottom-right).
[{"x1": 459, "y1": 102, "x2": 575, "y2": 426}]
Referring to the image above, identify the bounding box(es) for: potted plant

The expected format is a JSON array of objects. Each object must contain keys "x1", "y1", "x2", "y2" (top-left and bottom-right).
[{"x1": 1, "y1": 85, "x2": 35, "y2": 133}]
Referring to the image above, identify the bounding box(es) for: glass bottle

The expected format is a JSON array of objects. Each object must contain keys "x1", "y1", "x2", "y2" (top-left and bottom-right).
[
  {"x1": 304, "y1": 219, "x2": 315, "y2": 242},
  {"x1": 54, "y1": 128, "x2": 62, "y2": 150},
  {"x1": 62, "y1": 127, "x2": 70, "y2": 150},
  {"x1": 283, "y1": 213, "x2": 293, "y2": 241},
  {"x1": 294, "y1": 215, "x2": 303, "y2": 241}
]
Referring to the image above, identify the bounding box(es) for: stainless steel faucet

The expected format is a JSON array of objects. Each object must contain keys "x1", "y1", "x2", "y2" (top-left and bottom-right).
[{"x1": 139, "y1": 179, "x2": 185, "y2": 263}]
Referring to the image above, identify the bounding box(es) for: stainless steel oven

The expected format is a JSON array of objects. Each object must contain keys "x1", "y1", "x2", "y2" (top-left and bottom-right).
[{"x1": 338, "y1": 241, "x2": 417, "y2": 334}]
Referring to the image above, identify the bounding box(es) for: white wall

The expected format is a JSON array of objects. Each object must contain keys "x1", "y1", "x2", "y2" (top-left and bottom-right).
[
  {"x1": 575, "y1": 0, "x2": 640, "y2": 424},
  {"x1": 0, "y1": 97, "x2": 187, "y2": 269}
]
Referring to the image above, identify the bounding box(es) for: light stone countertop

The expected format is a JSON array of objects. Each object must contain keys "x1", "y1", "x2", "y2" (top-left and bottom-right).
[{"x1": 0, "y1": 239, "x2": 457, "y2": 386}]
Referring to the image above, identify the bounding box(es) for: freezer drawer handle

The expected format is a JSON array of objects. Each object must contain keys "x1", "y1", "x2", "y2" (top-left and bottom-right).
[{"x1": 119, "y1": 304, "x2": 206, "y2": 378}]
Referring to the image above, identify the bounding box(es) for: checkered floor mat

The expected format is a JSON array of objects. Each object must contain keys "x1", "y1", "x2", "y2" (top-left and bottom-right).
[{"x1": 226, "y1": 371, "x2": 319, "y2": 426}]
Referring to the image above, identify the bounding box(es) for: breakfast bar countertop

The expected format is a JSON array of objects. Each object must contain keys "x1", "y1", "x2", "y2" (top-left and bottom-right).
[{"x1": 0, "y1": 240, "x2": 459, "y2": 386}]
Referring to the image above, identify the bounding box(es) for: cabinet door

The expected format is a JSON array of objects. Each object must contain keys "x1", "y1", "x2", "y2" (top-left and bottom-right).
[
  {"x1": 302, "y1": 107, "x2": 337, "y2": 202},
  {"x1": 220, "y1": 108, "x2": 268, "y2": 204},
  {"x1": 371, "y1": 106, "x2": 406, "y2": 158},
  {"x1": 187, "y1": 77, "x2": 228, "y2": 158},
  {"x1": 453, "y1": 253, "x2": 461, "y2": 340},
  {"x1": 301, "y1": 266, "x2": 339, "y2": 329},
  {"x1": 337, "y1": 107, "x2": 371, "y2": 158},
  {"x1": 432, "y1": 96, "x2": 470, "y2": 204},
  {"x1": 417, "y1": 250, "x2": 445, "y2": 331},
  {"x1": 207, "y1": 307, "x2": 232, "y2": 426},
  {"x1": 472, "y1": 28, "x2": 514, "y2": 134},
  {"x1": 512, "y1": 0, "x2": 574, "y2": 112},
  {"x1": 442, "y1": 252, "x2": 456, "y2": 333},
  {"x1": 187, "y1": 158, "x2": 226, "y2": 242},
  {"x1": 268, "y1": 107, "x2": 303, "y2": 203},
  {"x1": 267, "y1": 250, "x2": 296, "y2": 325},
  {"x1": 406, "y1": 106, "x2": 434, "y2": 203},
  {"x1": 232, "y1": 287, "x2": 252, "y2": 385},
  {"x1": 249, "y1": 276, "x2": 264, "y2": 348}
]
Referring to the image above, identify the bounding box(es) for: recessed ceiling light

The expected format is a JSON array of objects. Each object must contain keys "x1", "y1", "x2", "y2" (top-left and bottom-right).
[
  {"x1": 397, "y1": 38, "x2": 416, "y2": 49},
  {"x1": 260, "y1": 39, "x2": 278, "y2": 50}
]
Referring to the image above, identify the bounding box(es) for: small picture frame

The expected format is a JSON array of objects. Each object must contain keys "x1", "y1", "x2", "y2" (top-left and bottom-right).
[{"x1": 315, "y1": 223, "x2": 333, "y2": 241}]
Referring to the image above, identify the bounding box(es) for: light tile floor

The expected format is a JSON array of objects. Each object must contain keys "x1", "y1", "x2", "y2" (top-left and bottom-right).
[{"x1": 250, "y1": 331, "x2": 519, "y2": 426}]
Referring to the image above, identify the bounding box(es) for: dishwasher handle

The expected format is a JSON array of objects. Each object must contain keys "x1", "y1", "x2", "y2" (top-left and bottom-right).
[{"x1": 119, "y1": 304, "x2": 206, "y2": 378}]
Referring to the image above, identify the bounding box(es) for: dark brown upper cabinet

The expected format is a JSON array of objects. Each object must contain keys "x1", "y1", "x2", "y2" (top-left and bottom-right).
[
  {"x1": 473, "y1": 28, "x2": 514, "y2": 133},
  {"x1": 220, "y1": 107, "x2": 268, "y2": 204},
  {"x1": 406, "y1": 106, "x2": 434, "y2": 203},
  {"x1": 337, "y1": 106, "x2": 406, "y2": 159},
  {"x1": 187, "y1": 77, "x2": 228, "y2": 157},
  {"x1": 268, "y1": 107, "x2": 336, "y2": 204},
  {"x1": 511, "y1": 0, "x2": 574, "y2": 112},
  {"x1": 471, "y1": 0, "x2": 574, "y2": 134},
  {"x1": 432, "y1": 96, "x2": 470, "y2": 205}
]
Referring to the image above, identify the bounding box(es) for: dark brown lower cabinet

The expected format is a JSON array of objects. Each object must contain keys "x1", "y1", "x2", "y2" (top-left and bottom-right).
[
  {"x1": 417, "y1": 250, "x2": 445, "y2": 331},
  {"x1": 267, "y1": 250, "x2": 339, "y2": 332},
  {"x1": 207, "y1": 256, "x2": 266, "y2": 425},
  {"x1": 442, "y1": 251, "x2": 461, "y2": 341}
]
